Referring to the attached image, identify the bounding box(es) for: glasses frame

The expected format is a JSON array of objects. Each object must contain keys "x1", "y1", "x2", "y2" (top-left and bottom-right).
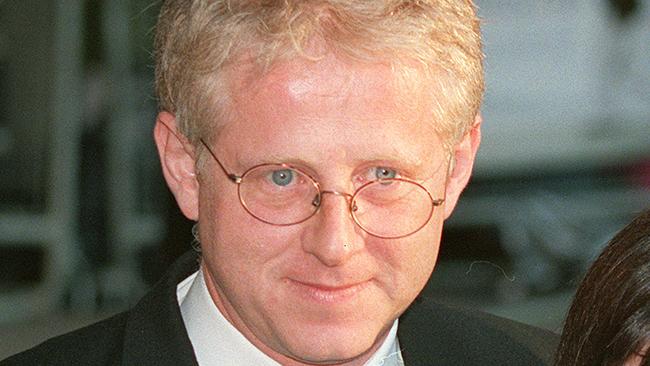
[{"x1": 199, "y1": 138, "x2": 444, "y2": 239}]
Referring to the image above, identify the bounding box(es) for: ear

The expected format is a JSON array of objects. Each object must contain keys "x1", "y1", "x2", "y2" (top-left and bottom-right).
[
  {"x1": 153, "y1": 112, "x2": 200, "y2": 221},
  {"x1": 442, "y1": 113, "x2": 482, "y2": 219}
]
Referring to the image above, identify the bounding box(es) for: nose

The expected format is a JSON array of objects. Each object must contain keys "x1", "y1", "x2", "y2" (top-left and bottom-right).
[{"x1": 301, "y1": 190, "x2": 363, "y2": 267}]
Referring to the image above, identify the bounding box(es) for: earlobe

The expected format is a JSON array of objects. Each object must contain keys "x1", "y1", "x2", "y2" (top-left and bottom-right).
[
  {"x1": 442, "y1": 114, "x2": 482, "y2": 219},
  {"x1": 153, "y1": 112, "x2": 200, "y2": 221}
]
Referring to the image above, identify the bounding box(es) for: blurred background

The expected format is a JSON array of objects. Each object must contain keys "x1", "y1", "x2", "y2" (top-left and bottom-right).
[{"x1": 1, "y1": 0, "x2": 649, "y2": 358}]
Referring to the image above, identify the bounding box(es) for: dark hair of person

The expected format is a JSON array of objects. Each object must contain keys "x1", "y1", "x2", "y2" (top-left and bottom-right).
[{"x1": 555, "y1": 209, "x2": 650, "y2": 366}]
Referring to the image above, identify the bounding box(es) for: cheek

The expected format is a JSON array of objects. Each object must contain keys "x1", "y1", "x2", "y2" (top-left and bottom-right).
[
  {"x1": 197, "y1": 180, "x2": 293, "y2": 263},
  {"x1": 371, "y1": 221, "x2": 443, "y2": 301},
  {"x1": 405, "y1": 235, "x2": 441, "y2": 285}
]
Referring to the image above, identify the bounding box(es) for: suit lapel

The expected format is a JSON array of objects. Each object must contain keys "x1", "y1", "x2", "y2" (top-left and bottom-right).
[
  {"x1": 122, "y1": 252, "x2": 200, "y2": 366},
  {"x1": 397, "y1": 297, "x2": 548, "y2": 366}
]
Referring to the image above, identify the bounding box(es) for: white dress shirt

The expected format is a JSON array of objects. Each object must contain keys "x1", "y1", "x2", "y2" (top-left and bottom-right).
[{"x1": 177, "y1": 268, "x2": 404, "y2": 366}]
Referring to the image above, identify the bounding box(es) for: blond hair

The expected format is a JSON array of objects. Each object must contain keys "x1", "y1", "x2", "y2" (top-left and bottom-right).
[{"x1": 155, "y1": 0, "x2": 484, "y2": 148}]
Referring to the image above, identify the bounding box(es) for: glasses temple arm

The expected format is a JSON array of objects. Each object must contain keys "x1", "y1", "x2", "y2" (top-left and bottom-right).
[
  {"x1": 158, "y1": 120, "x2": 242, "y2": 183},
  {"x1": 199, "y1": 138, "x2": 242, "y2": 183}
]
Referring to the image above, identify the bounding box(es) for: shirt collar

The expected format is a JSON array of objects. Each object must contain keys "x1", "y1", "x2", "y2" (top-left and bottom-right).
[{"x1": 177, "y1": 268, "x2": 403, "y2": 365}]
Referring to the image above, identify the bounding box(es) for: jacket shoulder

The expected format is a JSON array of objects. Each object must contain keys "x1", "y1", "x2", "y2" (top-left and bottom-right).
[
  {"x1": 398, "y1": 298, "x2": 559, "y2": 366},
  {"x1": 1, "y1": 312, "x2": 129, "y2": 366}
]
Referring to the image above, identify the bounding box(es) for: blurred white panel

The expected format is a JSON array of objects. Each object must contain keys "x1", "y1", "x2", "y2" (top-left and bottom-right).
[{"x1": 476, "y1": 0, "x2": 650, "y2": 176}]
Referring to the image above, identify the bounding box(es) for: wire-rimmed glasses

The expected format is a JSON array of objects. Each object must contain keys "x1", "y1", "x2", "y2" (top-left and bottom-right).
[{"x1": 200, "y1": 139, "x2": 444, "y2": 239}]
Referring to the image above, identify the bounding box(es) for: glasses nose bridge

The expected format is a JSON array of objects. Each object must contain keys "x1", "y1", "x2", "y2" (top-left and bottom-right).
[
  {"x1": 313, "y1": 190, "x2": 357, "y2": 213},
  {"x1": 320, "y1": 190, "x2": 354, "y2": 201}
]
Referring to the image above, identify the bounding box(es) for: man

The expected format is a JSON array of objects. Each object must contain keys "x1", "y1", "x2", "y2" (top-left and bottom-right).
[{"x1": 2, "y1": 1, "x2": 557, "y2": 365}]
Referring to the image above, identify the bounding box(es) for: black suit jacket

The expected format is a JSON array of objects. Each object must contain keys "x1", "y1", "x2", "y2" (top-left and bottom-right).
[{"x1": 1, "y1": 251, "x2": 558, "y2": 365}]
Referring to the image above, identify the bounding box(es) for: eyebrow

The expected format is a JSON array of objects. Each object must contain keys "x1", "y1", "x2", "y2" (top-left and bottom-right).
[{"x1": 259, "y1": 150, "x2": 431, "y2": 176}]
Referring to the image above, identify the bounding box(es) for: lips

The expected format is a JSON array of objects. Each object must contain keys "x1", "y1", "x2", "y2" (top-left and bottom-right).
[{"x1": 287, "y1": 278, "x2": 372, "y2": 303}]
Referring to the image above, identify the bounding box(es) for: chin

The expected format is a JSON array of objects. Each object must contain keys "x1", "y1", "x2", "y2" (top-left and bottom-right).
[
  {"x1": 284, "y1": 342, "x2": 374, "y2": 365},
  {"x1": 277, "y1": 319, "x2": 389, "y2": 365}
]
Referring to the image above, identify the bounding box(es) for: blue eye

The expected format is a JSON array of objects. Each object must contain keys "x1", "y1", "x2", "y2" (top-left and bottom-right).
[
  {"x1": 375, "y1": 167, "x2": 397, "y2": 180},
  {"x1": 271, "y1": 169, "x2": 294, "y2": 186}
]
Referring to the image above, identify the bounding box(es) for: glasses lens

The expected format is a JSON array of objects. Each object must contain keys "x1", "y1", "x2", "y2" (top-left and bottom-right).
[
  {"x1": 238, "y1": 164, "x2": 320, "y2": 225},
  {"x1": 351, "y1": 178, "x2": 434, "y2": 238}
]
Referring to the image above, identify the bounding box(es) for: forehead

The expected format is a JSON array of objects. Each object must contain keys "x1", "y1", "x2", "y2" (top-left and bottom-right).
[
  {"x1": 216, "y1": 54, "x2": 448, "y2": 170},
  {"x1": 228, "y1": 53, "x2": 435, "y2": 119}
]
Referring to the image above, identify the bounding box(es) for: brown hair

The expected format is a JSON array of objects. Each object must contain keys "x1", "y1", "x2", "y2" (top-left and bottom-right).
[
  {"x1": 555, "y1": 209, "x2": 650, "y2": 366},
  {"x1": 154, "y1": 0, "x2": 483, "y2": 148}
]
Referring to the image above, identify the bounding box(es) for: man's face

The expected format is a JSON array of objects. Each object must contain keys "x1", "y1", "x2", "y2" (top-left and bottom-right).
[{"x1": 161, "y1": 54, "x2": 479, "y2": 365}]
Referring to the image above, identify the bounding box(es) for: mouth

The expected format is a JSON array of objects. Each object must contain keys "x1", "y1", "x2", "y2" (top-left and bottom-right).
[{"x1": 287, "y1": 279, "x2": 372, "y2": 304}]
